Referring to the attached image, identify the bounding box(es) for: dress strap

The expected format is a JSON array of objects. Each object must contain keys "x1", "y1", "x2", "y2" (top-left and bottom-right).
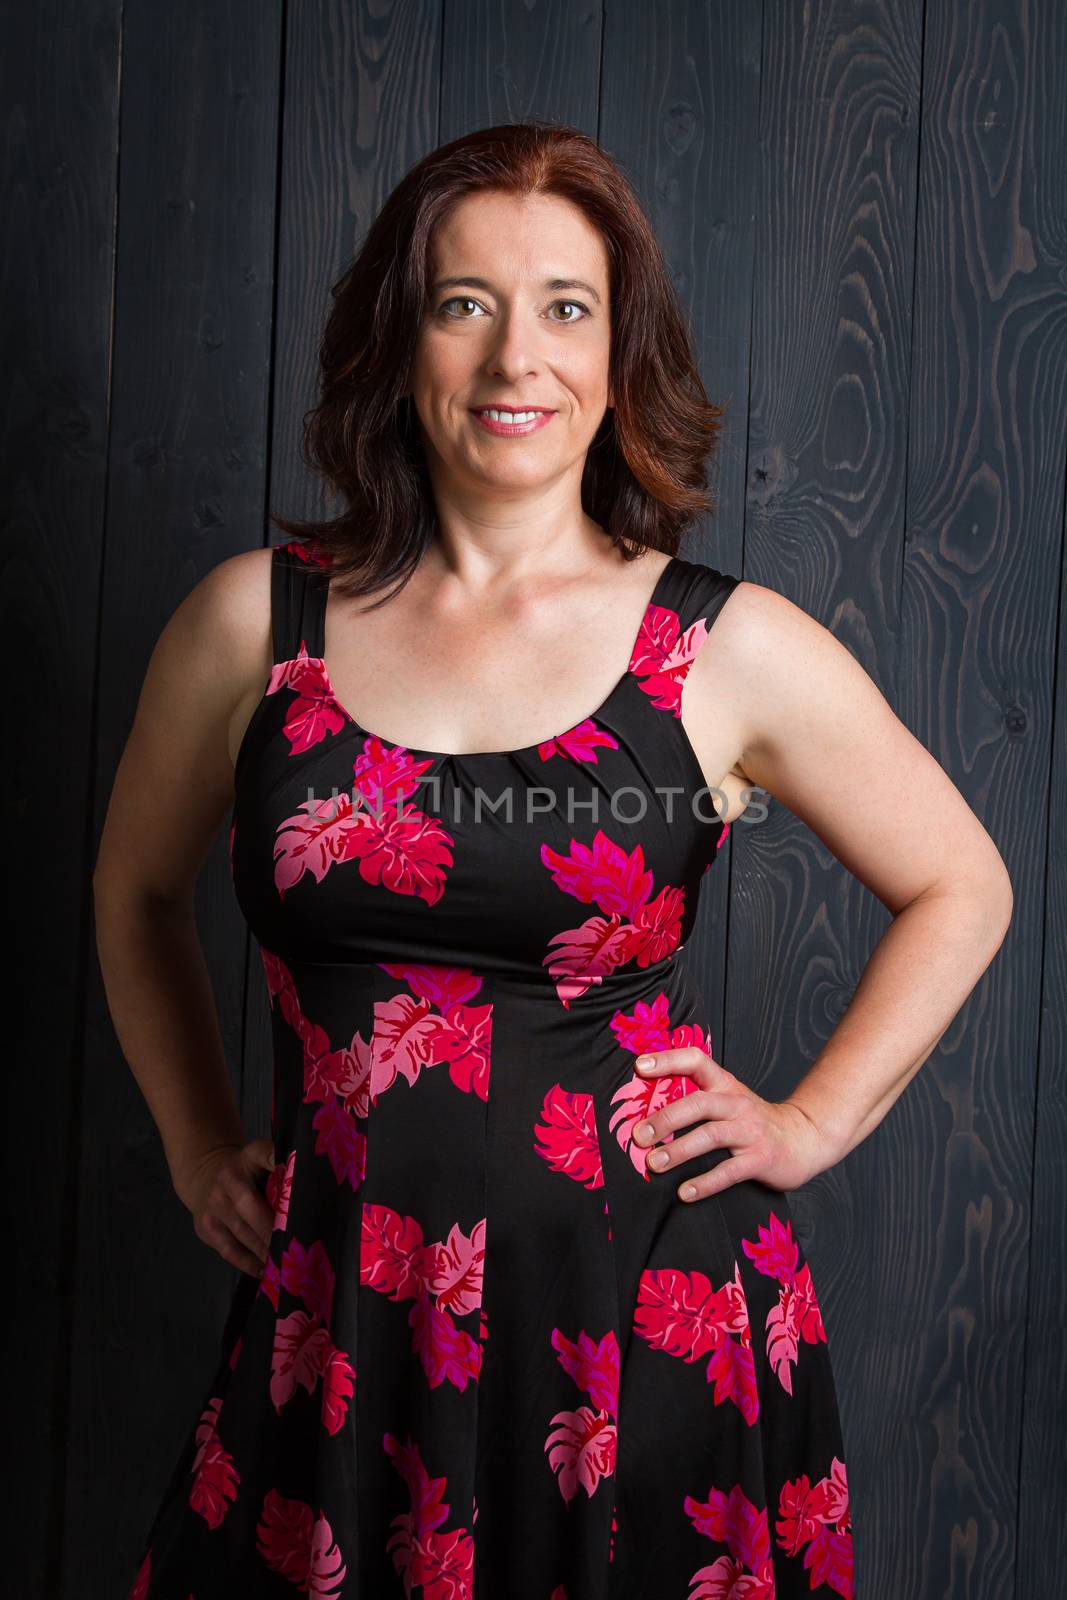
[
  {"x1": 270, "y1": 538, "x2": 330, "y2": 665},
  {"x1": 669, "y1": 557, "x2": 741, "y2": 644}
]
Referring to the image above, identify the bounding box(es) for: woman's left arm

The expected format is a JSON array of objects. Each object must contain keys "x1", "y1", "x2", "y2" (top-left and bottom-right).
[{"x1": 633, "y1": 582, "x2": 1014, "y2": 1200}]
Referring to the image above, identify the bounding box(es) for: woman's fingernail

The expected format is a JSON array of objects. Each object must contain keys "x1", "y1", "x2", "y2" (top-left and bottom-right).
[{"x1": 636, "y1": 1055, "x2": 655, "y2": 1070}]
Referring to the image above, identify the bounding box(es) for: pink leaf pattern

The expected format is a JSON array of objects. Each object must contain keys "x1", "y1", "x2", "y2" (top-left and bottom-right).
[
  {"x1": 543, "y1": 1326, "x2": 620, "y2": 1503},
  {"x1": 534, "y1": 1083, "x2": 604, "y2": 1189},
  {"x1": 188, "y1": 1396, "x2": 240, "y2": 1529},
  {"x1": 361, "y1": 1202, "x2": 485, "y2": 1391},
  {"x1": 383, "y1": 1433, "x2": 475, "y2": 1597},
  {"x1": 633, "y1": 1264, "x2": 759, "y2": 1426},
  {"x1": 539, "y1": 831, "x2": 685, "y2": 1004},
  {"x1": 255, "y1": 1489, "x2": 348, "y2": 1596},
  {"x1": 742, "y1": 1211, "x2": 828, "y2": 1395}
]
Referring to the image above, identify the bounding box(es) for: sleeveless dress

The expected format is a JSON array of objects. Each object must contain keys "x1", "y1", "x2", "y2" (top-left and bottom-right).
[{"x1": 128, "y1": 537, "x2": 855, "y2": 1600}]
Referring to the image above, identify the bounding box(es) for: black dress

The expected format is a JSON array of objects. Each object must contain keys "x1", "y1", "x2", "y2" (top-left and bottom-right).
[{"x1": 128, "y1": 537, "x2": 855, "y2": 1599}]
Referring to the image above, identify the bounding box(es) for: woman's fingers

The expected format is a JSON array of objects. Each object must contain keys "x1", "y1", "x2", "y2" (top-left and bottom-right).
[
  {"x1": 225, "y1": 1167, "x2": 276, "y2": 1255},
  {"x1": 642, "y1": 1114, "x2": 744, "y2": 1175},
  {"x1": 674, "y1": 1152, "x2": 755, "y2": 1203},
  {"x1": 216, "y1": 1176, "x2": 272, "y2": 1263},
  {"x1": 196, "y1": 1209, "x2": 268, "y2": 1278}
]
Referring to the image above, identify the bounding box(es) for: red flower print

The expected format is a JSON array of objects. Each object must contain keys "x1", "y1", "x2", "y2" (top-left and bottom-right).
[
  {"x1": 266, "y1": 1149, "x2": 295, "y2": 1231},
  {"x1": 266, "y1": 645, "x2": 347, "y2": 755},
  {"x1": 379, "y1": 962, "x2": 485, "y2": 1011},
  {"x1": 542, "y1": 913, "x2": 637, "y2": 1005},
  {"x1": 541, "y1": 831, "x2": 654, "y2": 920},
  {"x1": 255, "y1": 1488, "x2": 347, "y2": 1596},
  {"x1": 742, "y1": 1211, "x2": 828, "y2": 1395},
  {"x1": 408, "y1": 1295, "x2": 484, "y2": 1391},
  {"x1": 776, "y1": 1457, "x2": 854, "y2": 1597},
  {"x1": 534, "y1": 1083, "x2": 604, "y2": 1189},
  {"x1": 368, "y1": 990, "x2": 460, "y2": 1099},
  {"x1": 188, "y1": 1395, "x2": 240, "y2": 1528},
  {"x1": 321, "y1": 1345, "x2": 356, "y2": 1437},
  {"x1": 630, "y1": 602, "x2": 712, "y2": 718},
  {"x1": 550, "y1": 1327, "x2": 620, "y2": 1417},
  {"x1": 424, "y1": 1218, "x2": 487, "y2": 1319},
  {"x1": 543, "y1": 1326, "x2": 619, "y2": 1503},
  {"x1": 634, "y1": 1263, "x2": 759, "y2": 1425},
  {"x1": 272, "y1": 740, "x2": 454, "y2": 904},
  {"x1": 269, "y1": 1309, "x2": 334, "y2": 1412},
  {"x1": 540, "y1": 831, "x2": 685, "y2": 1003},
  {"x1": 383, "y1": 1433, "x2": 475, "y2": 1598},
  {"x1": 683, "y1": 1480, "x2": 776, "y2": 1597},
  {"x1": 310, "y1": 1097, "x2": 367, "y2": 1190},
  {"x1": 545, "y1": 1406, "x2": 617, "y2": 1503},
  {"x1": 282, "y1": 536, "x2": 331, "y2": 568},
  {"x1": 361, "y1": 1204, "x2": 485, "y2": 1391},
  {"x1": 361, "y1": 1205, "x2": 426, "y2": 1301},
  {"x1": 279, "y1": 1237, "x2": 335, "y2": 1324},
  {"x1": 536, "y1": 718, "x2": 620, "y2": 764},
  {"x1": 258, "y1": 1254, "x2": 282, "y2": 1310}
]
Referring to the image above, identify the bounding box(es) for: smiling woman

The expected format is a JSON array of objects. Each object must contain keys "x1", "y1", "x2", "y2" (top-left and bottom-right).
[
  {"x1": 263, "y1": 121, "x2": 729, "y2": 606},
  {"x1": 97, "y1": 119, "x2": 858, "y2": 1600},
  {"x1": 99, "y1": 118, "x2": 1008, "y2": 1600}
]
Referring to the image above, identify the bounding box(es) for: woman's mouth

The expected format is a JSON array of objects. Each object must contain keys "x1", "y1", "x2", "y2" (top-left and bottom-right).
[{"x1": 469, "y1": 407, "x2": 556, "y2": 437}]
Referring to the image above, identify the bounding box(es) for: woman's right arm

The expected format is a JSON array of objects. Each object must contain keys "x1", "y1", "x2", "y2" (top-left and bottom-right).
[{"x1": 92, "y1": 546, "x2": 276, "y2": 1276}]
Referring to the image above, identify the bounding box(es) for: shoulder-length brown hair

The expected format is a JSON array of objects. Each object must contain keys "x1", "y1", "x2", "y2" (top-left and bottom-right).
[{"x1": 271, "y1": 119, "x2": 726, "y2": 603}]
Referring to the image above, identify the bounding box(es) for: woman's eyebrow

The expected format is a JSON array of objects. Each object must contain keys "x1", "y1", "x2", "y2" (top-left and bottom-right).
[{"x1": 429, "y1": 275, "x2": 603, "y2": 306}]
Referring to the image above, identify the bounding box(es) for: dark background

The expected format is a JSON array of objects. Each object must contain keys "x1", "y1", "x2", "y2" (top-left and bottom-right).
[{"x1": 5, "y1": 1, "x2": 1065, "y2": 1596}]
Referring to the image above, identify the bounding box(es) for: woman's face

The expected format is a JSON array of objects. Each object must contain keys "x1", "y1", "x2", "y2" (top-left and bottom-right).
[{"x1": 409, "y1": 190, "x2": 613, "y2": 505}]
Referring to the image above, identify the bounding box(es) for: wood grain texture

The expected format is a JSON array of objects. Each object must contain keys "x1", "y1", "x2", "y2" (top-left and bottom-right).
[
  {"x1": 740, "y1": 4, "x2": 926, "y2": 1591},
  {"x1": 891, "y1": 3, "x2": 1066, "y2": 1595},
  {"x1": 5, "y1": 0, "x2": 1062, "y2": 1594},
  {"x1": 55, "y1": 3, "x2": 284, "y2": 1590},
  {"x1": 2, "y1": 3, "x2": 125, "y2": 1593}
]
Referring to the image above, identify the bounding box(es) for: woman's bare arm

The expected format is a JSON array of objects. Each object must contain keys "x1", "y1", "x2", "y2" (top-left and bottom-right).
[
  {"x1": 688, "y1": 581, "x2": 1014, "y2": 1168},
  {"x1": 92, "y1": 546, "x2": 274, "y2": 1267}
]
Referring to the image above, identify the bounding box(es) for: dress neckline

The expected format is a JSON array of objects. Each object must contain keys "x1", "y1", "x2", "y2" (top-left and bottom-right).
[{"x1": 316, "y1": 553, "x2": 680, "y2": 762}]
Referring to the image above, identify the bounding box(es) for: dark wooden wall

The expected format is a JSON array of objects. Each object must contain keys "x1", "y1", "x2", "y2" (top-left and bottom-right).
[{"x1": 5, "y1": 2, "x2": 1064, "y2": 1595}]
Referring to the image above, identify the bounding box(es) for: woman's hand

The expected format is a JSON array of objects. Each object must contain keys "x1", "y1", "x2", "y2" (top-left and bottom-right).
[
  {"x1": 632, "y1": 1048, "x2": 831, "y2": 1201},
  {"x1": 173, "y1": 1137, "x2": 277, "y2": 1276}
]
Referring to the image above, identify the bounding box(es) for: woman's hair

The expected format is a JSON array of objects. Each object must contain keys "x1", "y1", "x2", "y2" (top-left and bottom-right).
[{"x1": 271, "y1": 119, "x2": 727, "y2": 603}]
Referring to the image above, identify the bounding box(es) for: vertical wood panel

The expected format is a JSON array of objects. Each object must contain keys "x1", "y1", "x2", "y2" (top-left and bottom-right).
[
  {"x1": 895, "y1": 6, "x2": 1067, "y2": 1593},
  {"x1": 739, "y1": 3, "x2": 924, "y2": 1594},
  {"x1": 61, "y1": 4, "x2": 284, "y2": 1589},
  {"x1": 3, "y1": 3, "x2": 124, "y2": 1594},
  {"x1": 901, "y1": 5, "x2": 1067, "y2": 1598}
]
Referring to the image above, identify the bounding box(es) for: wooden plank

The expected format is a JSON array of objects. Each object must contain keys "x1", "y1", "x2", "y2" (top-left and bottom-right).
[
  {"x1": 887, "y1": 1, "x2": 1066, "y2": 1591},
  {"x1": 63, "y1": 4, "x2": 284, "y2": 1589},
  {"x1": 2, "y1": 2, "x2": 124, "y2": 1592}
]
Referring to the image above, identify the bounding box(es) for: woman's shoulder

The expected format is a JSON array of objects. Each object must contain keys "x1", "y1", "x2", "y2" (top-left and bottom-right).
[
  {"x1": 670, "y1": 554, "x2": 820, "y2": 642},
  {"x1": 192, "y1": 537, "x2": 329, "y2": 667}
]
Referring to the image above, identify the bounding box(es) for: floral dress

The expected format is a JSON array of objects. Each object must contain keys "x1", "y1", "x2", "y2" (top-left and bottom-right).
[{"x1": 128, "y1": 537, "x2": 855, "y2": 1599}]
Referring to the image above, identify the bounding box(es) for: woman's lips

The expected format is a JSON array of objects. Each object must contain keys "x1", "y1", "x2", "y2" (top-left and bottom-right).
[{"x1": 469, "y1": 408, "x2": 556, "y2": 437}]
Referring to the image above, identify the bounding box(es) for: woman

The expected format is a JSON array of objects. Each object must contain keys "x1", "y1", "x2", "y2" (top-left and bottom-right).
[{"x1": 97, "y1": 122, "x2": 1012, "y2": 1599}]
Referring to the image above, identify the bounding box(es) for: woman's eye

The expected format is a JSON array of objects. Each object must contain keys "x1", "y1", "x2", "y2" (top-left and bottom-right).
[
  {"x1": 440, "y1": 296, "x2": 481, "y2": 318},
  {"x1": 436, "y1": 296, "x2": 590, "y2": 322},
  {"x1": 550, "y1": 300, "x2": 589, "y2": 322}
]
